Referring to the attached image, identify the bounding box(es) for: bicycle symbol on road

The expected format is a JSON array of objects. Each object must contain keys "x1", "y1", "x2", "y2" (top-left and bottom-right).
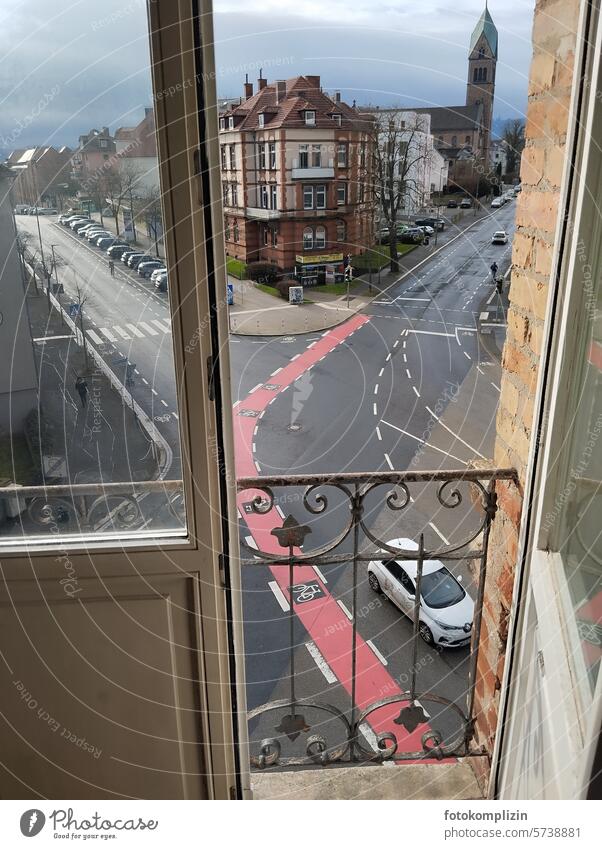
[
  {"x1": 290, "y1": 582, "x2": 325, "y2": 605},
  {"x1": 153, "y1": 414, "x2": 171, "y2": 423}
]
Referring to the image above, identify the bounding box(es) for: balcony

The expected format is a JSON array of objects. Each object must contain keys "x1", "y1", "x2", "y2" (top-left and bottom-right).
[
  {"x1": 237, "y1": 467, "x2": 517, "y2": 790},
  {"x1": 291, "y1": 167, "x2": 335, "y2": 180},
  {"x1": 245, "y1": 207, "x2": 282, "y2": 221}
]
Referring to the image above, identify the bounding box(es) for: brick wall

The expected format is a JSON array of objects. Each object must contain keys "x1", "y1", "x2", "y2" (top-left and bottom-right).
[{"x1": 472, "y1": 0, "x2": 582, "y2": 791}]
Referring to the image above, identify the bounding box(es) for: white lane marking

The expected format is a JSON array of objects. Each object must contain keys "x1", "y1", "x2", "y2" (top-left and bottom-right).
[
  {"x1": 337, "y1": 600, "x2": 352, "y2": 620},
  {"x1": 477, "y1": 366, "x2": 484, "y2": 375},
  {"x1": 491, "y1": 381, "x2": 501, "y2": 391},
  {"x1": 380, "y1": 419, "x2": 468, "y2": 465},
  {"x1": 99, "y1": 328, "x2": 117, "y2": 342},
  {"x1": 378, "y1": 367, "x2": 384, "y2": 377},
  {"x1": 161, "y1": 399, "x2": 168, "y2": 407},
  {"x1": 250, "y1": 383, "x2": 262, "y2": 393},
  {"x1": 271, "y1": 367, "x2": 282, "y2": 376},
  {"x1": 172, "y1": 412, "x2": 179, "y2": 420},
  {"x1": 463, "y1": 351, "x2": 471, "y2": 360},
  {"x1": 142, "y1": 378, "x2": 149, "y2": 385},
  {"x1": 367, "y1": 639, "x2": 388, "y2": 666},
  {"x1": 395, "y1": 296, "x2": 430, "y2": 301},
  {"x1": 291, "y1": 353, "x2": 301, "y2": 360},
  {"x1": 393, "y1": 340, "x2": 399, "y2": 348},
  {"x1": 252, "y1": 442, "x2": 256, "y2": 452},
  {"x1": 403, "y1": 354, "x2": 407, "y2": 362},
  {"x1": 245, "y1": 535, "x2": 258, "y2": 550},
  {"x1": 312, "y1": 564, "x2": 328, "y2": 584},
  {"x1": 359, "y1": 722, "x2": 379, "y2": 752},
  {"x1": 139, "y1": 321, "x2": 159, "y2": 336},
  {"x1": 384, "y1": 453, "x2": 394, "y2": 470},
  {"x1": 374, "y1": 384, "x2": 379, "y2": 395},
  {"x1": 268, "y1": 581, "x2": 290, "y2": 612},
  {"x1": 426, "y1": 406, "x2": 486, "y2": 459},
  {"x1": 429, "y1": 522, "x2": 450, "y2": 545},
  {"x1": 412, "y1": 386, "x2": 420, "y2": 398},
  {"x1": 151, "y1": 319, "x2": 170, "y2": 333},
  {"x1": 306, "y1": 641, "x2": 337, "y2": 684},
  {"x1": 406, "y1": 369, "x2": 412, "y2": 379},
  {"x1": 373, "y1": 403, "x2": 378, "y2": 416},
  {"x1": 376, "y1": 426, "x2": 382, "y2": 441},
  {"x1": 151, "y1": 388, "x2": 158, "y2": 396},
  {"x1": 113, "y1": 325, "x2": 131, "y2": 340},
  {"x1": 386, "y1": 353, "x2": 392, "y2": 361},
  {"x1": 87, "y1": 329, "x2": 104, "y2": 344},
  {"x1": 275, "y1": 504, "x2": 285, "y2": 518},
  {"x1": 126, "y1": 323, "x2": 145, "y2": 338},
  {"x1": 414, "y1": 698, "x2": 431, "y2": 719},
  {"x1": 407, "y1": 329, "x2": 454, "y2": 337}
]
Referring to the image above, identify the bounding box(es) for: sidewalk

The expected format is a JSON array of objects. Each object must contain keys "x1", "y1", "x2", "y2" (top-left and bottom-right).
[{"x1": 230, "y1": 204, "x2": 496, "y2": 337}]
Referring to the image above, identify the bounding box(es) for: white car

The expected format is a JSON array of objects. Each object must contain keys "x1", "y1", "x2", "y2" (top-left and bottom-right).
[
  {"x1": 367, "y1": 537, "x2": 474, "y2": 647},
  {"x1": 416, "y1": 225, "x2": 435, "y2": 236},
  {"x1": 490, "y1": 197, "x2": 503, "y2": 208},
  {"x1": 491, "y1": 230, "x2": 509, "y2": 244}
]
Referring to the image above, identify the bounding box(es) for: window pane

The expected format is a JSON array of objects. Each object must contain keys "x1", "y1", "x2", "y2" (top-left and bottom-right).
[{"x1": 2, "y1": 1, "x2": 185, "y2": 542}]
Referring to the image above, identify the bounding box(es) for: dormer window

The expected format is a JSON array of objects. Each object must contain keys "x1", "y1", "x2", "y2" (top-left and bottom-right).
[
  {"x1": 219, "y1": 118, "x2": 225, "y2": 130},
  {"x1": 258, "y1": 114, "x2": 265, "y2": 128},
  {"x1": 332, "y1": 113, "x2": 342, "y2": 126},
  {"x1": 228, "y1": 117, "x2": 234, "y2": 129},
  {"x1": 304, "y1": 110, "x2": 316, "y2": 126}
]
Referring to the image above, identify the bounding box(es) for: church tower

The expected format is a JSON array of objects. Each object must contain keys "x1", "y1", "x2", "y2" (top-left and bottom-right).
[{"x1": 466, "y1": 2, "x2": 498, "y2": 164}]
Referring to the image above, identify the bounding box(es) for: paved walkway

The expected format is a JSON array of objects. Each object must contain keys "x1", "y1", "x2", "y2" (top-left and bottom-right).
[{"x1": 230, "y1": 205, "x2": 496, "y2": 336}]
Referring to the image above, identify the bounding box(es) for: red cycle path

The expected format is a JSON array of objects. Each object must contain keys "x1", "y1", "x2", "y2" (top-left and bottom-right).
[{"x1": 234, "y1": 315, "x2": 433, "y2": 753}]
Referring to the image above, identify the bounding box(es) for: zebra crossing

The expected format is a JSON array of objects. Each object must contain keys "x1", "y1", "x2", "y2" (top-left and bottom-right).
[{"x1": 86, "y1": 318, "x2": 171, "y2": 345}]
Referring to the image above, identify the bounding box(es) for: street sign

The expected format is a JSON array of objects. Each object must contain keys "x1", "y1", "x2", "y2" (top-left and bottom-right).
[
  {"x1": 69, "y1": 303, "x2": 80, "y2": 317},
  {"x1": 227, "y1": 282, "x2": 234, "y2": 306}
]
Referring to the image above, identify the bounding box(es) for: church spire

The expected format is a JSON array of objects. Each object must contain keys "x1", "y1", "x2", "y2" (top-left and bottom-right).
[{"x1": 470, "y1": 2, "x2": 498, "y2": 60}]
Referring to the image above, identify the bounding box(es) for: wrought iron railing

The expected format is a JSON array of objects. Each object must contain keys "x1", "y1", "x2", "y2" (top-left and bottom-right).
[{"x1": 238, "y1": 468, "x2": 517, "y2": 769}]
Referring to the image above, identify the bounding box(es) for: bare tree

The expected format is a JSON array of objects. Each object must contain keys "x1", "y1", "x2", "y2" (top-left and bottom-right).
[
  {"x1": 136, "y1": 183, "x2": 163, "y2": 257},
  {"x1": 361, "y1": 111, "x2": 434, "y2": 272},
  {"x1": 102, "y1": 161, "x2": 143, "y2": 238},
  {"x1": 502, "y1": 118, "x2": 525, "y2": 177},
  {"x1": 15, "y1": 230, "x2": 33, "y2": 286}
]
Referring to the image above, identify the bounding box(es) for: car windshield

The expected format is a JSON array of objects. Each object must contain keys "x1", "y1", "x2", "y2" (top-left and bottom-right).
[{"x1": 420, "y1": 567, "x2": 465, "y2": 609}]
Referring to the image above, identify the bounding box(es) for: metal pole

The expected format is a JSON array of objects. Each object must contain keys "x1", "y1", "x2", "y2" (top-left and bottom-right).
[
  {"x1": 50, "y1": 244, "x2": 64, "y2": 326},
  {"x1": 409, "y1": 533, "x2": 425, "y2": 705},
  {"x1": 288, "y1": 543, "x2": 296, "y2": 718},
  {"x1": 350, "y1": 483, "x2": 360, "y2": 758}
]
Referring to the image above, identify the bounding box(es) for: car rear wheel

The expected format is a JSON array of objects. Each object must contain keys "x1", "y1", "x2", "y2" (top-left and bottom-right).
[
  {"x1": 419, "y1": 622, "x2": 434, "y2": 645},
  {"x1": 368, "y1": 572, "x2": 382, "y2": 594}
]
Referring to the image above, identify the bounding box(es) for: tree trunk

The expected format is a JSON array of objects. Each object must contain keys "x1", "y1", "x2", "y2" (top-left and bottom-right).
[{"x1": 389, "y1": 228, "x2": 399, "y2": 273}]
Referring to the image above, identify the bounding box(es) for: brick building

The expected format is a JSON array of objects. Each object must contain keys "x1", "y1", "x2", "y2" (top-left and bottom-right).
[
  {"x1": 7, "y1": 146, "x2": 72, "y2": 207},
  {"x1": 70, "y1": 127, "x2": 116, "y2": 183},
  {"x1": 218, "y1": 74, "x2": 374, "y2": 279}
]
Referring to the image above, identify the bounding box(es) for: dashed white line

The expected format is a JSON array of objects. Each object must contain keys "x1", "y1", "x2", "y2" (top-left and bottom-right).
[
  {"x1": 373, "y1": 403, "x2": 378, "y2": 416},
  {"x1": 429, "y1": 522, "x2": 450, "y2": 545},
  {"x1": 337, "y1": 599, "x2": 353, "y2": 620},
  {"x1": 376, "y1": 426, "x2": 382, "y2": 441},
  {"x1": 463, "y1": 351, "x2": 472, "y2": 360},
  {"x1": 366, "y1": 639, "x2": 388, "y2": 666},
  {"x1": 268, "y1": 581, "x2": 290, "y2": 612},
  {"x1": 374, "y1": 384, "x2": 379, "y2": 395},
  {"x1": 245, "y1": 535, "x2": 258, "y2": 550},
  {"x1": 491, "y1": 381, "x2": 501, "y2": 391},
  {"x1": 406, "y1": 369, "x2": 412, "y2": 379},
  {"x1": 160, "y1": 399, "x2": 168, "y2": 407},
  {"x1": 378, "y1": 367, "x2": 384, "y2": 377},
  {"x1": 306, "y1": 641, "x2": 337, "y2": 684},
  {"x1": 412, "y1": 386, "x2": 420, "y2": 398},
  {"x1": 384, "y1": 453, "x2": 394, "y2": 470},
  {"x1": 312, "y1": 564, "x2": 328, "y2": 584},
  {"x1": 151, "y1": 388, "x2": 158, "y2": 396}
]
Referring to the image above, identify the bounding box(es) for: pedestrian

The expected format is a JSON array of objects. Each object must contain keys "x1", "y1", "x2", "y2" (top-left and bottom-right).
[
  {"x1": 490, "y1": 261, "x2": 498, "y2": 281},
  {"x1": 75, "y1": 376, "x2": 88, "y2": 408},
  {"x1": 496, "y1": 276, "x2": 503, "y2": 295},
  {"x1": 108, "y1": 259, "x2": 115, "y2": 277}
]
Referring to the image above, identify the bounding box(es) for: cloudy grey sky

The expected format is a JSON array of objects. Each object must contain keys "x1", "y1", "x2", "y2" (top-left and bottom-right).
[{"x1": 0, "y1": 0, "x2": 535, "y2": 152}]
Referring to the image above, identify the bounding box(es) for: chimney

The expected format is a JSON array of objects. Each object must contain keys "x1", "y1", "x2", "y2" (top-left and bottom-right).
[
  {"x1": 257, "y1": 69, "x2": 267, "y2": 90},
  {"x1": 335, "y1": 91, "x2": 341, "y2": 103},
  {"x1": 276, "y1": 80, "x2": 286, "y2": 103},
  {"x1": 306, "y1": 75, "x2": 321, "y2": 89},
  {"x1": 244, "y1": 73, "x2": 253, "y2": 100}
]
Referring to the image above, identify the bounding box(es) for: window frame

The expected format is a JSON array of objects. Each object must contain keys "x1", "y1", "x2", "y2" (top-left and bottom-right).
[
  {"x1": 304, "y1": 109, "x2": 316, "y2": 126},
  {"x1": 337, "y1": 142, "x2": 347, "y2": 168},
  {"x1": 303, "y1": 184, "x2": 314, "y2": 209},
  {"x1": 302, "y1": 226, "x2": 314, "y2": 250},
  {"x1": 337, "y1": 181, "x2": 347, "y2": 206},
  {"x1": 315, "y1": 224, "x2": 326, "y2": 249},
  {"x1": 315, "y1": 183, "x2": 326, "y2": 209}
]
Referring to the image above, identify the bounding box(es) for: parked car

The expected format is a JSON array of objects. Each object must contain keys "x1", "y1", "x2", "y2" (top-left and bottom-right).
[
  {"x1": 416, "y1": 225, "x2": 435, "y2": 236},
  {"x1": 154, "y1": 272, "x2": 168, "y2": 292},
  {"x1": 69, "y1": 217, "x2": 91, "y2": 229},
  {"x1": 38, "y1": 207, "x2": 58, "y2": 215},
  {"x1": 460, "y1": 198, "x2": 472, "y2": 208},
  {"x1": 415, "y1": 217, "x2": 444, "y2": 231},
  {"x1": 75, "y1": 222, "x2": 99, "y2": 234},
  {"x1": 129, "y1": 254, "x2": 155, "y2": 269},
  {"x1": 490, "y1": 197, "x2": 503, "y2": 208},
  {"x1": 121, "y1": 251, "x2": 139, "y2": 264},
  {"x1": 447, "y1": 199, "x2": 458, "y2": 208},
  {"x1": 14, "y1": 204, "x2": 30, "y2": 214},
  {"x1": 137, "y1": 260, "x2": 165, "y2": 278},
  {"x1": 106, "y1": 243, "x2": 130, "y2": 257},
  {"x1": 87, "y1": 230, "x2": 111, "y2": 242},
  {"x1": 367, "y1": 538, "x2": 475, "y2": 647},
  {"x1": 96, "y1": 237, "x2": 120, "y2": 250},
  {"x1": 399, "y1": 227, "x2": 426, "y2": 244},
  {"x1": 491, "y1": 230, "x2": 509, "y2": 244},
  {"x1": 513, "y1": 184, "x2": 522, "y2": 195},
  {"x1": 62, "y1": 215, "x2": 87, "y2": 226},
  {"x1": 150, "y1": 266, "x2": 167, "y2": 282}
]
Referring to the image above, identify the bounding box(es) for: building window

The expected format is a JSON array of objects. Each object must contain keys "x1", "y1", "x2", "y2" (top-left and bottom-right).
[
  {"x1": 359, "y1": 181, "x2": 365, "y2": 203},
  {"x1": 430, "y1": 182, "x2": 436, "y2": 193},
  {"x1": 259, "y1": 143, "x2": 266, "y2": 170},
  {"x1": 299, "y1": 144, "x2": 309, "y2": 168},
  {"x1": 332, "y1": 113, "x2": 342, "y2": 126},
  {"x1": 222, "y1": 182, "x2": 229, "y2": 206},
  {"x1": 337, "y1": 182, "x2": 347, "y2": 205},
  {"x1": 304, "y1": 110, "x2": 316, "y2": 126},
  {"x1": 303, "y1": 185, "x2": 314, "y2": 209},
  {"x1": 233, "y1": 221, "x2": 239, "y2": 242},
  {"x1": 482, "y1": 67, "x2": 487, "y2": 82},
  {"x1": 303, "y1": 227, "x2": 313, "y2": 250},
  {"x1": 100, "y1": 139, "x2": 108, "y2": 149},
  {"x1": 258, "y1": 114, "x2": 265, "y2": 128},
  {"x1": 229, "y1": 144, "x2": 236, "y2": 169},
  {"x1": 478, "y1": 46, "x2": 485, "y2": 58},
  {"x1": 231, "y1": 183, "x2": 238, "y2": 206},
  {"x1": 360, "y1": 146, "x2": 366, "y2": 168},
  {"x1": 337, "y1": 143, "x2": 347, "y2": 168},
  {"x1": 269, "y1": 142, "x2": 276, "y2": 169},
  {"x1": 260, "y1": 184, "x2": 269, "y2": 208},
  {"x1": 316, "y1": 184, "x2": 326, "y2": 209},
  {"x1": 263, "y1": 226, "x2": 269, "y2": 246},
  {"x1": 474, "y1": 67, "x2": 479, "y2": 82},
  {"x1": 271, "y1": 227, "x2": 278, "y2": 247},
  {"x1": 315, "y1": 225, "x2": 326, "y2": 249},
  {"x1": 228, "y1": 116, "x2": 234, "y2": 129},
  {"x1": 336, "y1": 220, "x2": 346, "y2": 243},
  {"x1": 221, "y1": 145, "x2": 227, "y2": 170},
  {"x1": 225, "y1": 220, "x2": 230, "y2": 240},
  {"x1": 219, "y1": 117, "x2": 225, "y2": 130},
  {"x1": 270, "y1": 183, "x2": 278, "y2": 209},
  {"x1": 312, "y1": 145, "x2": 321, "y2": 167}
]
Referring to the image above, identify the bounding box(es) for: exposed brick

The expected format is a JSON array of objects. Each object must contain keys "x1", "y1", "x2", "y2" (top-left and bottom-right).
[{"x1": 497, "y1": 482, "x2": 522, "y2": 528}]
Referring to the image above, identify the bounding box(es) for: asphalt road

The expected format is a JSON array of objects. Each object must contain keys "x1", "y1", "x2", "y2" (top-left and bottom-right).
[{"x1": 19, "y1": 203, "x2": 515, "y2": 761}]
